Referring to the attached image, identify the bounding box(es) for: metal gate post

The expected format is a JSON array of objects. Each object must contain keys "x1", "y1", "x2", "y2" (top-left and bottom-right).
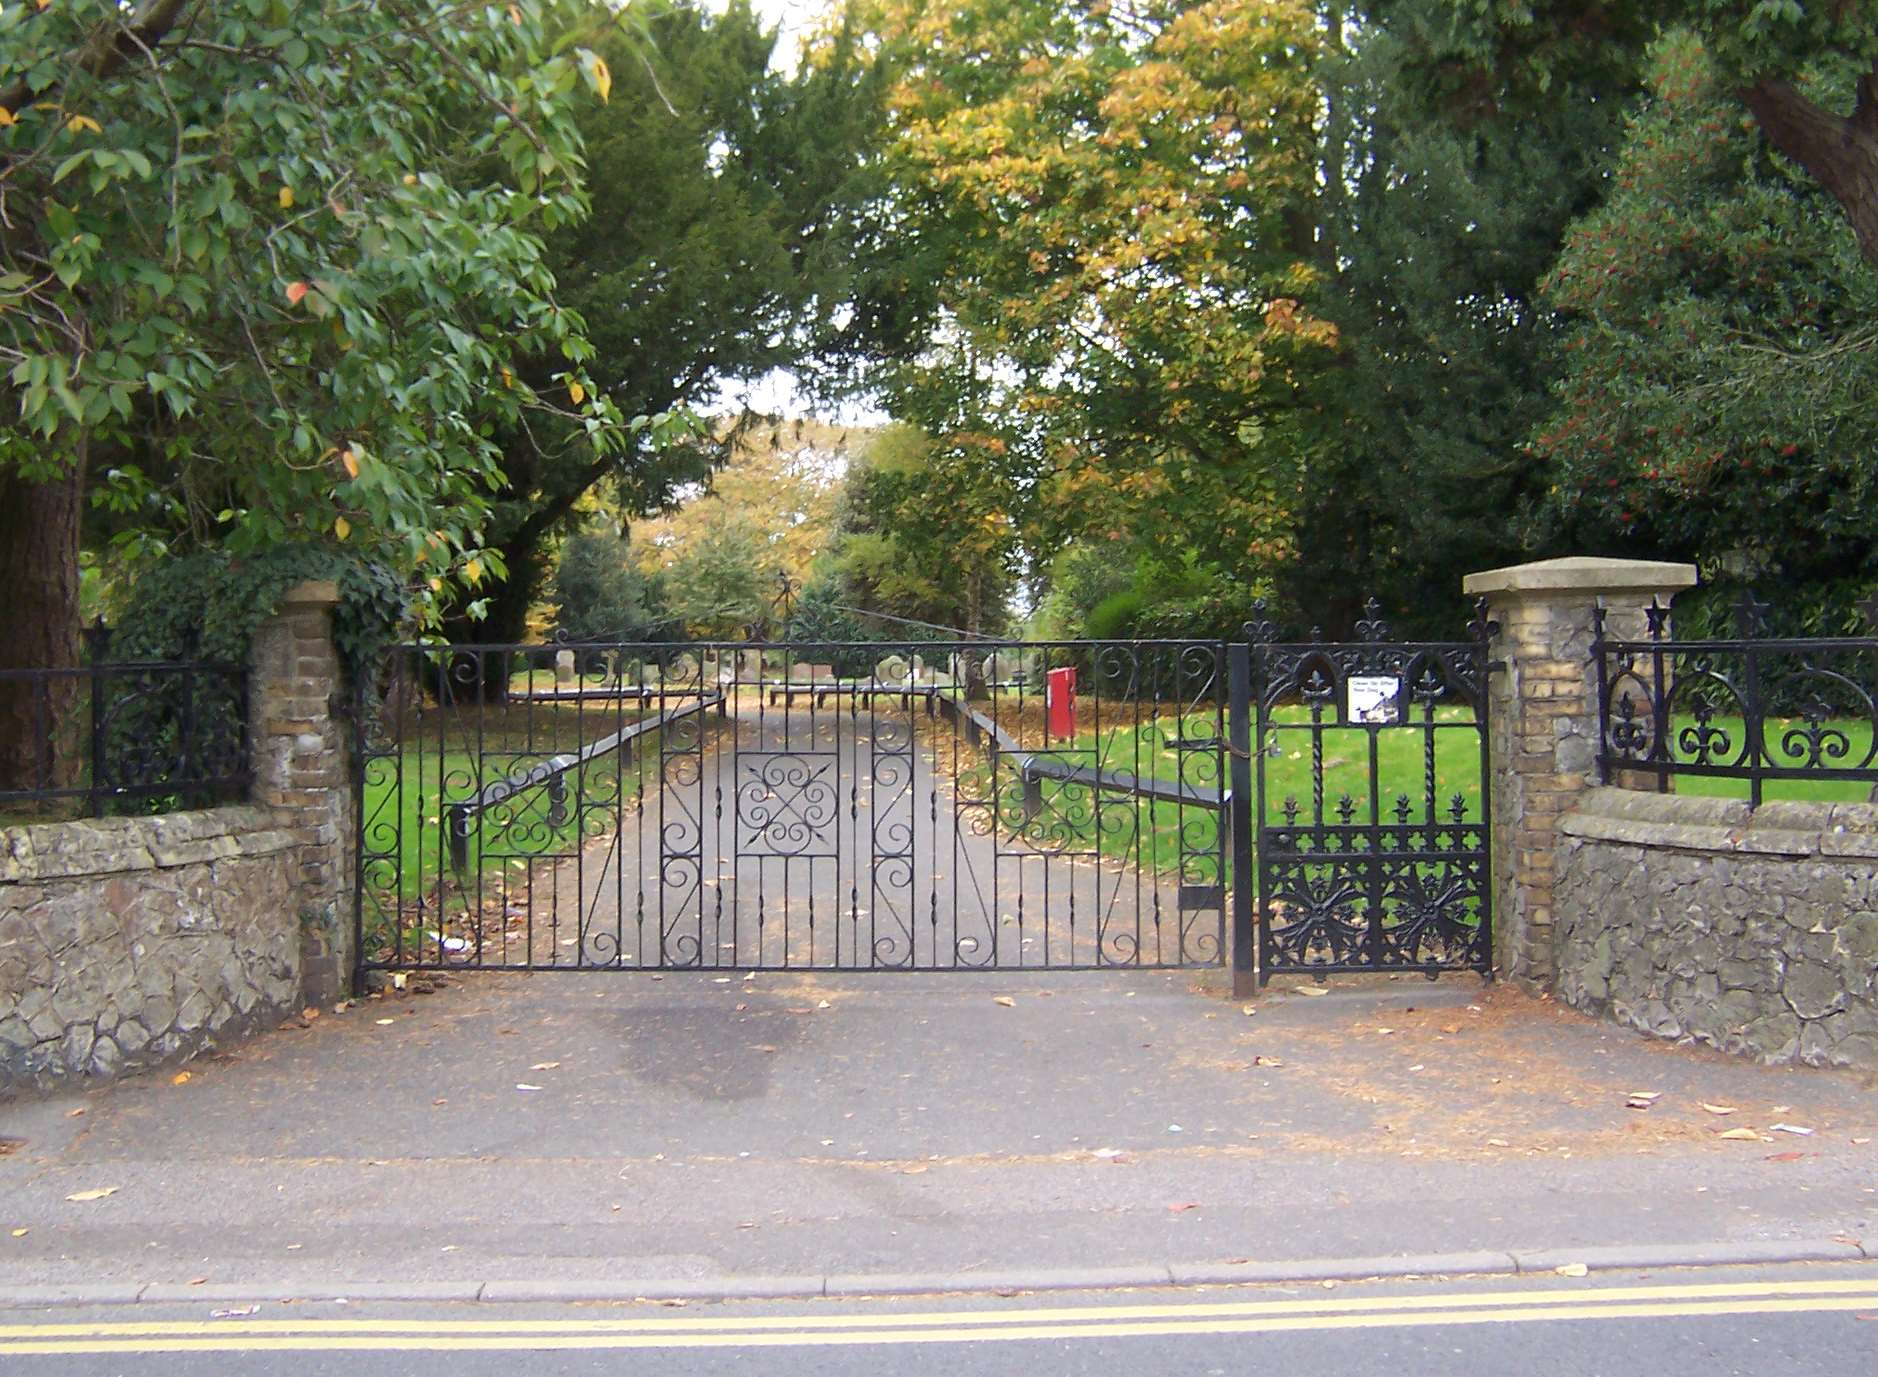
[{"x1": 1227, "y1": 642, "x2": 1257, "y2": 998}]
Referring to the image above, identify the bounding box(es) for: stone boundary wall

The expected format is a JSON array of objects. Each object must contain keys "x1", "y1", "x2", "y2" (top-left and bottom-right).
[
  {"x1": 0, "y1": 809, "x2": 315, "y2": 1092},
  {"x1": 0, "y1": 580, "x2": 353, "y2": 1098},
  {"x1": 1554, "y1": 788, "x2": 1878, "y2": 1070}
]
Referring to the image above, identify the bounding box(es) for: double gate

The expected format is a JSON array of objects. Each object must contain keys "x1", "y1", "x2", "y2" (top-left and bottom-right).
[{"x1": 355, "y1": 614, "x2": 1494, "y2": 983}]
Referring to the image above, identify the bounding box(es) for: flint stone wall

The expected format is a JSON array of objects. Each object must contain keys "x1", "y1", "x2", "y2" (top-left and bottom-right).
[
  {"x1": 1555, "y1": 788, "x2": 1878, "y2": 1069},
  {"x1": 0, "y1": 809, "x2": 319, "y2": 1093}
]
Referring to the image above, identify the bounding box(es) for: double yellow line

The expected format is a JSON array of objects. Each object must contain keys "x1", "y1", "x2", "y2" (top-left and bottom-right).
[{"x1": 1, "y1": 1276, "x2": 1875, "y2": 1354}]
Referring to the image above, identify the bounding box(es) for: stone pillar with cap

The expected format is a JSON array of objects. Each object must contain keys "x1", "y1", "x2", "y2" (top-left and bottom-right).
[
  {"x1": 248, "y1": 579, "x2": 355, "y2": 1004},
  {"x1": 1461, "y1": 557, "x2": 1698, "y2": 992}
]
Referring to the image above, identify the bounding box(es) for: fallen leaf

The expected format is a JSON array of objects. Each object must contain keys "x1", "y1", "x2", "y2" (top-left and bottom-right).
[
  {"x1": 993, "y1": 996, "x2": 1016, "y2": 1007},
  {"x1": 1296, "y1": 986, "x2": 1328, "y2": 997},
  {"x1": 1554, "y1": 1263, "x2": 1589, "y2": 1278},
  {"x1": 1440, "y1": 1023, "x2": 1462, "y2": 1034},
  {"x1": 1718, "y1": 1128, "x2": 1762, "y2": 1141},
  {"x1": 9, "y1": 1228, "x2": 27, "y2": 1238},
  {"x1": 1166, "y1": 1202, "x2": 1201, "y2": 1213},
  {"x1": 1486, "y1": 1138, "x2": 1510, "y2": 1147},
  {"x1": 1699, "y1": 1103, "x2": 1738, "y2": 1116},
  {"x1": 1853, "y1": 1138, "x2": 1872, "y2": 1146},
  {"x1": 514, "y1": 1083, "x2": 543, "y2": 1092},
  {"x1": 65, "y1": 1188, "x2": 118, "y2": 1202},
  {"x1": 816, "y1": 1000, "x2": 832, "y2": 1010},
  {"x1": 374, "y1": 1018, "x2": 395, "y2": 1026},
  {"x1": 170, "y1": 1072, "x2": 191, "y2": 1086},
  {"x1": 188, "y1": 1277, "x2": 207, "y2": 1286},
  {"x1": 1375, "y1": 1027, "x2": 1396, "y2": 1036},
  {"x1": 1253, "y1": 1055, "x2": 1283, "y2": 1067},
  {"x1": 1241, "y1": 1006, "x2": 1257, "y2": 1016},
  {"x1": 211, "y1": 1307, "x2": 260, "y2": 1319},
  {"x1": 530, "y1": 1062, "x2": 560, "y2": 1071},
  {"x1": 750, "y1": 1045, "x2": 779, "y2": 1054},
  {"x1": 302, "y1": 1007, "x2": 321, "y2": 1021},
  {"x1": 65, "y1": 1108, "x2": 86, "y2": 1119},
  {"x1": 1764, "y1": 1151, "x2": 1808, "y2": 1162}
]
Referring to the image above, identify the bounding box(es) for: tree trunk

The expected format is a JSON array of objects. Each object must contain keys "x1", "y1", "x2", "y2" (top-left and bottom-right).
[
  {"x1": 439, "y1": 529, "x2": 548, "y2": 702},
  {"x1": 0, "y1": 456, "x2": 87, "y2": 799},
  {"x1": 1742, "y1": 66, "x2": 1878, "y2": 268}
]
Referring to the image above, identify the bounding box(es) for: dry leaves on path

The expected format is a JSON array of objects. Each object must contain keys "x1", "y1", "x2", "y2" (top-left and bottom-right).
[{"x1": 65, "y1": 1188, "x2": 118, "y2": 1202}]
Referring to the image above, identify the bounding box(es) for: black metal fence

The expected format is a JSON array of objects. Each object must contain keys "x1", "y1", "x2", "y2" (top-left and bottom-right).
[
  {"x1": 0, "y1": 634, "x2": 249, "y2": 818},
  {"x1": 1593, "y1": 594, "x2": 1878, "y2": 806}
]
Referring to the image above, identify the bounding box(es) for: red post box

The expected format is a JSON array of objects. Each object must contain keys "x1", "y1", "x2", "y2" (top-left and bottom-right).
[{"x1": 1046, "y1": 666, "x2": 1077, "y2": 742}]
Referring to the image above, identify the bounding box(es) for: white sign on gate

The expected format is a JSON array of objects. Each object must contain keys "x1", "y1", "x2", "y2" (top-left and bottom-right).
[{"x1": 1348, "y1": 675, "x2": 1400, "y2": 725}]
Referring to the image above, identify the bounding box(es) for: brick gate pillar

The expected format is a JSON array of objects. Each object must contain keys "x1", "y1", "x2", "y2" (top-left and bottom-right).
[
  {"x1": 1461, "y1": 557, "x2": 1696, "y2": 992},
  {"x1": 248, "y1": 579, "x2": 355, "y2": 1005}
]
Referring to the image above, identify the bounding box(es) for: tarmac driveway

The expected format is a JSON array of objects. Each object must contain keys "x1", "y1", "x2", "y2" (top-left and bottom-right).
[{"x1": 1, "y1": 968, "x2": 1874, "y2": 1289}]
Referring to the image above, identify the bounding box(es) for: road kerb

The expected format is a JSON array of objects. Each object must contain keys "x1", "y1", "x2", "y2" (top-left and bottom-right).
[{"x1": 0, "y1": 1241, "x2": 1872, "y2": 1310}]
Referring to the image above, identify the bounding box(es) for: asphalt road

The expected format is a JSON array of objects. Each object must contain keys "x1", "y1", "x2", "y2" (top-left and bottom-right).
[{"x1": 1, "y1": 1265, "x2": 1873, "y2": 1376}]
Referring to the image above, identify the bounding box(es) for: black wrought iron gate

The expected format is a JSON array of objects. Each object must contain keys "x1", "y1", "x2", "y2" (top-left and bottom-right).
[
  {"x1": 1232, "y1": 603, "x2": 1495, "y2": 988},
  {"x1": 354, "y1": 616, "x2": 1494, "y2": 983},
  {"x1": 356, "y1": 640, "x2": 1229, "y2": 972}
]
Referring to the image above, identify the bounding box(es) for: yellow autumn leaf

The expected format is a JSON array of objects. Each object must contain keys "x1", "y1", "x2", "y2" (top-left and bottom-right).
[
  {"x1": 340, "y1": 448, "x2": 359, "y2": 479},
  {"x1": 567, "y1": 379, "x2": 587, "y2": 406},
  {"x1": 584, "y1": 51, "x2": 612, "y2": 103},
  {"x1": 465, "y1": 558, "x2": 484, "y2": 584},
  {"x1": 333, "y1": 516, "x2": 351, "y2": 541},
  {"x1": 279, "y1": 185, "x2": 294, "y2": 209},
  {"x1": 429, "y1": 577, "x2": 443, "y2": 593},
  {"x1": 0, "y1": 108, "x2": 15, "y2": 128},
  {"x1": 67, "y1": 114, "x2": 102, "y2": 135}
]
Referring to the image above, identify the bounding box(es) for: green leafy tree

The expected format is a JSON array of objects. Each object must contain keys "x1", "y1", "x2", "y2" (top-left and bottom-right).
[
  {"x1": 845, "y1": 0, "x2": 1334, "y2": 596},
  {"x1": 1277, "y1": 0, "x2": 1638, "y2": 634},
  {"x1": 1529, "y1": 33, "x2": 1878, "y2": 610},
  {"x1": 662, "y1": 519, "x2": 772, "y2": 638},
  {"x1": 0, "y1": 0, "x2": 624, "y2": 786},
  {"x1": 459, "y1": 0, "x2": 893, "y2": 648},
  {"x1": 825, "y1": 425, "x2": 1018, "y2": 635},
  {"x1": 1430, "y1": 3, "x2": 1878, "y2": 264},
  {"x1": 550, "y1": 531, "x2": 670, "y2": 642}
]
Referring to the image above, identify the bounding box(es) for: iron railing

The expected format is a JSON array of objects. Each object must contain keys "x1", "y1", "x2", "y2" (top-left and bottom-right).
[
  {"x1": 1592, "y1": 594, "x2": 1878, "y2": 807},
  {"x1": 0, "y1": 650, "x2": 249, "y2": 818}
]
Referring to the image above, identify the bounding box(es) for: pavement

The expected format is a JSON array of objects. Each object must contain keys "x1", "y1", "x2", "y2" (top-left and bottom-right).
[{"x1": 1, "y1": 964, "x2": 1875, "y2": 1301}]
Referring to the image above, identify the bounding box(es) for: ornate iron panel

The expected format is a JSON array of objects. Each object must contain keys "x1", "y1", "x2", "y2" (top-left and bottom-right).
[
  {"x1": 1247, "y1": 602, "x2": 1494, "y2": 982},
  {"x1": 355, "y1": 639, "x2": 1228, "y2": 973}
]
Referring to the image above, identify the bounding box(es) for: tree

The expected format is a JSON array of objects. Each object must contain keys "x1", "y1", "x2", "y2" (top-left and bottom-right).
[
  {"x1": 628, "y1": 417, "x2": 857, "y2": 591},
  {"x1": 550, "y1": 531, "x2": 670, "y2": 643},
  {"x1": 662, "y1": 519, "x2": 773, "y2": 638},
  {"x1": 845, "y1": 0, "x2": 1335, "y2": 596},
  {"x1": 1433, "y1": 3, "x2": 1878, "y2": 265},
  {"x1": 1276, "y1": 0, "x2": 1638, "y2": 634},
  {"x1": 1528, "y1": 33, "x2": 1878, "y2": 611},
  {"x1": 823, "y1": 424, "x2": 1018, "y2": 635},
  {"x1": 0, "y1": 0, "x2": 623, "y2": 786},
  {"x1": 457, "y1": 0, "x2": 894, "y2": 648}
]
